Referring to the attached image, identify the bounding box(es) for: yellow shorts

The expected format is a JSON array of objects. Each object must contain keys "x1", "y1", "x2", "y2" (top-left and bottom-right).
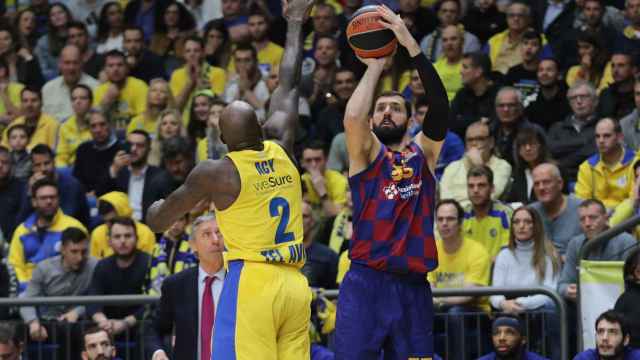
[{"x1": 212, "y1": 260, "x2": 312, "y2": 360}]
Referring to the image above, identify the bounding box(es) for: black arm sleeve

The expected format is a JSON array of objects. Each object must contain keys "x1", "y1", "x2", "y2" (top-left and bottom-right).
[{"x1": 413, "y1": 52, "x2": 450, "y2": 141}]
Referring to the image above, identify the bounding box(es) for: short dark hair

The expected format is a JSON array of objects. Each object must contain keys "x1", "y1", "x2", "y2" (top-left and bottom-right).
[
  {"x1": 373, "y1": 91, "x2": 412, "y2": 119},
  {"x1": 129, "y1": 129, "x2": 151, "y2": 147},
  {"x1": 595, "y1": 310, "x2": 629, "y2": 339},
  {"x1": 302, "y1": 140, "x2": 327, "y2": 156},
  {"x1": 20, "y1": 86, "x2": 42, "y2": 101},
  {"x1": 31, "y1": 178, "x2": 58, "y2": 197},
  {"x1": 67, "y1": 20, "x2": 88, "y2": 34},
  {"x1": 578, "y1": 198, "x2": 607, "y2": 214},
  {"x1": 97, "y1": 200, "x2": 116, "y2": 216},
  {"x1": 210, "y1": 97, "x2": 227, "y2": 108},
  {"x1": 30, "y1": 144, "x2": 55, "y2": 160},
  {"x1": 315, "y1": 34, "x2": 338, "y2": 47},
  {"x1": 61, "y1": 227, "x2": 88, "y2": 246},
  {"x1": 414, "y1": 95, "x2": 429, "y2": 109},
  {"x1": 82, "y1": 326, "x2": 113, "y2": 350},
  {"x1": 233, "y1": 42, "x2": 258, "y2": 59},
  {"x1": 522, "y1": 29, "x2": 542, "y2": 44},
  {"x1": 463, "y1": 51, "x2": 491, "y2": 78},
  {"x1": 467, "y1": 164, "x2": 494, "y2": 184},
  {"x1": 71, "y1": 83, "x2": 93, "y2": 103},
  {"x1": 123, "y1": 25, "x2": 144, "y2": 37},
  {"x1": 108, "y1": 216, "x2": 137, "y2": 236},
  {"x1": 104, "y1": 49, "x2": 126, "y2": 62},
  {"x1": 6, "y1": 123, "x2": 28, "y2": 138},
  {"x1": 248, "y1": 7, "x2": 269, "y2": 20},
  {"x1": 184, "y1": 34, "x2": 205, "y2": 49},
  {"x1": 161, "y1": 136, "x2": 193, "y2": 163},
  {"x1": 0, "y1": 322, "x2": 22, "y2": 347},
  {"x1": 436, "y1": 199, "x2": 465, "y2": 224}
]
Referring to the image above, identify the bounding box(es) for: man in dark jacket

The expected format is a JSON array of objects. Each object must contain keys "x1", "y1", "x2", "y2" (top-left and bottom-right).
[
  {"x1": 97, "y1": 130, "x2": 161, "y2": 221},
  {"x1": 598, "y1": 52, "x2": 636, "y2": 120},
  {"x1": 450, "y1": 51, "x2": 500, "y2": 138},
  {"x1": 548, "y1": 81, "x2": 599, "y2": 183}
]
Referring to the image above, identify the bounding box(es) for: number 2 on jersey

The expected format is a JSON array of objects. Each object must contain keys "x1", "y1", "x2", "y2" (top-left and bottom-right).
[{"x1": 269, "y1": 197, "x2": 294, "y2": 244}]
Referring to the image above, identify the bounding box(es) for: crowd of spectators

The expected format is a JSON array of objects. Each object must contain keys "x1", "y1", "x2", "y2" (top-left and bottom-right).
[{"x1": 0, "y1": 0, "x2": 639, "y2": 358}]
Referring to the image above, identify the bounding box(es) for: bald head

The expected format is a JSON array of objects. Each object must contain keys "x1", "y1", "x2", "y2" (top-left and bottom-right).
[
  {"x1": 60, "y1": 45, "x2": 82, "y2": 85},
  {"x1": 219, "y1": 101, "x2": 263, "y2": 151}
]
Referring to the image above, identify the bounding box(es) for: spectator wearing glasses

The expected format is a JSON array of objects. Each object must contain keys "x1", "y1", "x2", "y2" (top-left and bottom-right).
[
  {"x1": 485, "y1": 2, "x2": 537, "y2": 74},
  {"x1": 548, "y1": 80, "x2": 599, "y2": 183},
  {"x1": 9, "y1": 179, "x2": 87, "y2": 293},
  {"x1": 491, "y1": 86, "x2": 538, "y2": 166},
  {"x1": 441, "y1": 121, "x2": 512, "y2": 207}
]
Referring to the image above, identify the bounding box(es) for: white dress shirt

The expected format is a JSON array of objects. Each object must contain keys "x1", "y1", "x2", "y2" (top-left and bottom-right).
[
  {"x1": 127, "y1": 166, "x2": 148, "y2": 221},
  {"x1": 197, "y1": 266, "x2": 225, "y2": 360}
]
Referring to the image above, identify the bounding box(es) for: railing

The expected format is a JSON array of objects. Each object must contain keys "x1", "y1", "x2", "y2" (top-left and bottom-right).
[
  {"x1": 0, "y1": 287, "x2": 566, "y2": 359},
  {"x1": 324, "y1": 285, "x2": 567, "y2": 360}
]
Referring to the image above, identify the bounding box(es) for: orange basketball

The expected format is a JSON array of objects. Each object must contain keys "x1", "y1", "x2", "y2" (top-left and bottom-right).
[{"x1": 346, "y1": 5, "x2": 398, "y2": 59}]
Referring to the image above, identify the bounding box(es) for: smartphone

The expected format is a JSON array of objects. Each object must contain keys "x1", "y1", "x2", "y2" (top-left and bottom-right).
[{"x1": 121, "y1": 141, "x2": 131, "y2": 154}]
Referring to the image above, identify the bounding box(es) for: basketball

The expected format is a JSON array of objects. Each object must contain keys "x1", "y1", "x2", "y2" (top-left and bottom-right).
[{"x1": 346, "y1": 5, "x2": 398, "y2": 59}]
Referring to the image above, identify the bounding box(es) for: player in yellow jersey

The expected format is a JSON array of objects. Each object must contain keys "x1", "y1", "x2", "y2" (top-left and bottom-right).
[{"x1": 146, "y1": 1, "x2": 315, "y2": 359}]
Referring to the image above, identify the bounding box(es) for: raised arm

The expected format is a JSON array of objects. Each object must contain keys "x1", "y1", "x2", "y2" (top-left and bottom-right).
[
  {"x1": 262, "y1": 0, "x2": 314, "y2": 155},
  {"x1": 378, "y1": 6, "x2": 449, "y2": 170},
  {"x1": 343, "y1": 59, "x2": 386, "y2": 177}
]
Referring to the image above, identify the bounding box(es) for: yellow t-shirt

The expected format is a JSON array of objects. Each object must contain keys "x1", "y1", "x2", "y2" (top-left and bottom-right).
[
  {"x1": 302, "y1": 169, "x2": 348, "y2": 207},
  {"x1": 215, "y1": 141, "x2": 305, "y2": 267},
  {"x1": 93, "y1": 77, "x2": 149, "y2": 129},
  {"x1": 227, "y1": 42, "x2": 284, "y2": 75},
  {"x1": 427, "y1": 237, "x2": 492, "y2": 311},
  {"x1": 169, "y1": 64, "x2": 226, "y2": 127},
  {"x1": 434, "y1": 57, "x2": 463, "y2": 101},
  {"x1": 463, "y1": 202, "x2": 513, "y2": 259},
  {"x1": 380, "y1": 70, "x2": 412, "y2": 93},
  {"x1": 0, "y1": 82, "x2": 23, "y2": 116},
  {"x1": 90, "y1": 221, "x2": 156, "y2": 259},
  {"x1": 2, "y1": 113, "x2": 60, "y2": 150},
  {"x1": 566, "y1": 62, "x2": 613, "y2": 93},
  {"x1": 55, "y1": 115, "x2": 92, "y2": 167},
  {"x1": 126, "y1": 113, "x2": 158, "y2": 138}
]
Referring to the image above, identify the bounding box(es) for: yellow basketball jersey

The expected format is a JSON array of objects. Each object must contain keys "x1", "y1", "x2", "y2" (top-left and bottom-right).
[{"x1": 215, "y1": 141, "x2": 306, "y2": 268}]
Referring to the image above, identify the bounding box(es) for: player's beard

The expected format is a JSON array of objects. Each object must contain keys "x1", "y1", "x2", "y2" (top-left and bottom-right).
[{"x1": 372, "y1": 120, "x2": 407, "y2": 146}]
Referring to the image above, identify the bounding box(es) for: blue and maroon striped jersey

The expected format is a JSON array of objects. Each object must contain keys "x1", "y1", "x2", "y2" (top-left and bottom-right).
[{"x1": 348, "y1": 142, "x2": 438, "y2": 275}]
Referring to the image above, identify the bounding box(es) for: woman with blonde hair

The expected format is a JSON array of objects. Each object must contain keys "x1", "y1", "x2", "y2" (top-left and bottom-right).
[
  {"x1": 127, "y1": 78, "x2": 175, "y2": 138},
  {"x1": 491, "y1": 206, "x2": 561, "y2": 359},
  {"x1": 148, "y1": 108, "x2": 185, "y2": 166}
]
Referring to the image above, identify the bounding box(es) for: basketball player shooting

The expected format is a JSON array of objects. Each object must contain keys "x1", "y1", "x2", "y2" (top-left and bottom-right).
[
  {"x1": 146, "y1": 0, "x2": 315, "y2": 358},
  {"x1": 334, "y1": 5, "x2": 449, "y2": 360}
]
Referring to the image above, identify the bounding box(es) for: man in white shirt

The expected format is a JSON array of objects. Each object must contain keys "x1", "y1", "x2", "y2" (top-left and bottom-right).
[
  {"x1": 42, "y1": 45, "x2": 99, "y2": 122},
  {"x1": 147, "y1": 214, "x2": 225, "y2": 360}
]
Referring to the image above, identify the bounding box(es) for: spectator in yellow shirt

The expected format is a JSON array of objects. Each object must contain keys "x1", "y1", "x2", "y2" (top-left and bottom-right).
[
  {"x1": 226, "y1": 9, "x2": 283, "y2": 76},
  {"x1": 93, "y1": 50, "x2": 148, "y2": 130},
  {"x1": 55, "y1": 84, "x2": 93, "y2": 167},
  {"x1": 0, "y1": 57, "x2": 24, "y2": 132},
  {"x1": 126, "y1": 78, "x2": 175, "y2": 138},
  {"x1": 301, "y1": 140, "x2": 348, "y2": 219},
  {"x1": 430, "y1": 199, "x2": 492, "y2": 360},
  {"x1": 2, "y1": 87, "x2": 59, "y2": 150},
  {"x1": 433, "y1": 25, "x2": 464, "y2": 101},
  {"x1": 170, "y1": 35, "x2": 226, "y2": 119},
  {"x1": 576, "y1": 118, "x2": 636, "y2": 210},
  {"x1": 90, "y1": 191, "x2": 156, "y2": 259},
  {"x1": 463, "y1": 165, "x2": 513, "y2": 259}
]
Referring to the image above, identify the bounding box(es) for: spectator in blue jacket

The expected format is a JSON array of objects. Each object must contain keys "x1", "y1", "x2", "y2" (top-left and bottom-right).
[
  {"x1": 574, "y1": 310, "x2": 640, "y2": 360},
  {"x1": 478, "y1": 315, "x2": 549, "y2": 360}
]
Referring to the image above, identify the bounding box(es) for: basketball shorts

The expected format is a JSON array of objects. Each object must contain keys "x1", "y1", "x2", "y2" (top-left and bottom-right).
[
  {"x1": 213, "y1": 260, "x2": 312, "y2": 360},
  {"x1": 334, "y1": 263, "x2": 434, "y2": 360}
]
